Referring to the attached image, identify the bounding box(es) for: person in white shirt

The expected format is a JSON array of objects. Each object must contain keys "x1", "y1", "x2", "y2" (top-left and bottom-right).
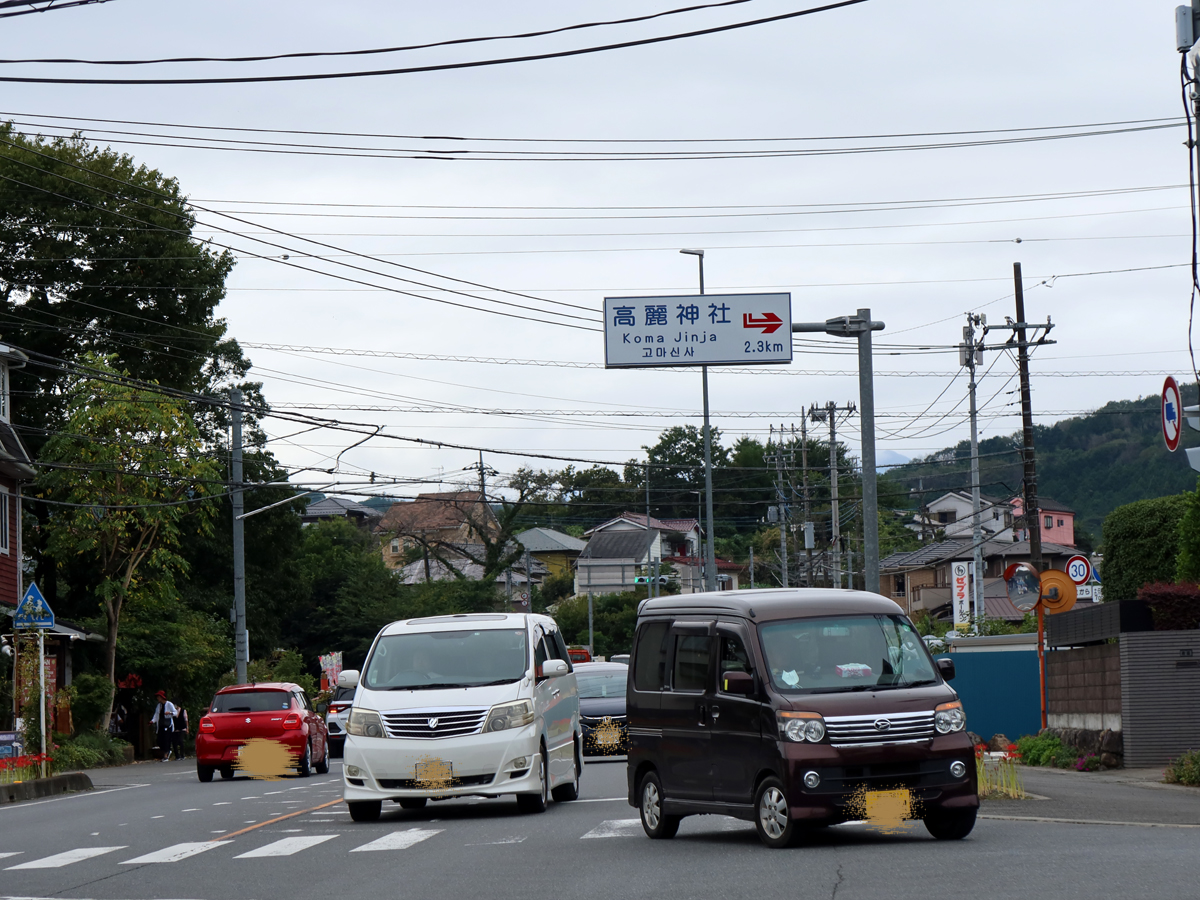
[{"x1": 151, "y1": 690, "x2": 177, "y2": 761}]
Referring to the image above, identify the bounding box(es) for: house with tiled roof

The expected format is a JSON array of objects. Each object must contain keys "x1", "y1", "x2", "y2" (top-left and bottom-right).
[
  {"x1": 584, "y1": 511, "x2": 700, "y2": 560},
  {"x1": 880, "y1": 538, "x2": 1080, "y2": 621},
  {"x1": 376, "y1": 491, "x2": 498, "y2": 571},
  {"x1": 516, "y1": 527, "x2": 587, "y2": 579}
]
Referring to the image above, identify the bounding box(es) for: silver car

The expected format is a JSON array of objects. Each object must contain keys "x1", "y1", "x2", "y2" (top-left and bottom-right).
[{"x1": 325, "y1": 685, "x2": 355, "y2": 757}]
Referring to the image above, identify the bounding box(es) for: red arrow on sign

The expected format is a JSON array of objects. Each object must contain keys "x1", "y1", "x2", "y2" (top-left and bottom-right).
[{"x1": 743, "y1": 312, "x2": 783, "y2": 334}]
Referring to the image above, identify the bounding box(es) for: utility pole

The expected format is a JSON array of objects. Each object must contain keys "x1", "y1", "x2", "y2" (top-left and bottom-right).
[
  {"x1": 1013, "y1": 263, "x2": 1043, "y2": 574},
  {"x1": 230, "y1": 388, "x2": 248, "y2": 684},
  {"x1": 769, "y1": 425, "x2": 789, "y2": 588},
  {"x1": 963, "y1": 314, "x2": 986, "y2": 627},
  {"x1": 799, "y1": 416, "x2": 813, "y2": 586},
  {"x1": 524, "y1": 547, "x2": 534, "y2": 611},
  {"x1": 681, "y1": 248, "x2": 717, "y2": 592},
  {"x1": 748, "y1": 546, "x2": 755, "y2": 588}
]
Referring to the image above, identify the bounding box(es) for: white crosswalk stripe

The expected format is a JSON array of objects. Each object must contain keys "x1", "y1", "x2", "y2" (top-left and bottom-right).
[
  {"x1": 7, "y1": 847, "x2": 127, "y2": 869},
  {"x1": 349, "y1": 828, "x2": 443, "y2": 852},
  {"x1": 580, "y1": 819, "x2": 642, "y2": 839},
  {"x1": 0, "y1": 853, "x2": 22, "y2": 860},
  {"x1": 121, "y1": 842, "x2": 233, "y2": 864},
  {"x1": 234, "y1": 835, "x2": 337, "y2": 858}
]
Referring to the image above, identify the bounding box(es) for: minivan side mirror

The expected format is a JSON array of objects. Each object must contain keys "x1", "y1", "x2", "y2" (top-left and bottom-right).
[
  {"x1": 721, "y1": 671, "x2": 754, "y2": 695},
  {"x1": 542, "y1": 659, "x2": 569, "y2": 678},
  {"x1": 935, "y1": 658, "x2": 955, "y2": 682},
  {"x1": 338, "y1": 669, "x2": 360, "y2": 688}
]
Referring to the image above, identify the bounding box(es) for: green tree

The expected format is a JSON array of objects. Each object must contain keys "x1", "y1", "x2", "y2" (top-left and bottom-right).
[
  {"x1": 36, "y1": 355, "x2": 222, "y2": 728},
  {"x1": 1101, "y1": 494, "x2": 1189, "y2": 602},
  {"x1": 1176, "y1": 477, "x2": 1200, "y2": 584}
]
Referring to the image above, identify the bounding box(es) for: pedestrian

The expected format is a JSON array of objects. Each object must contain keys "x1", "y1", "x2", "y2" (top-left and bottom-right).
[
  {"x1": 171, "y1": 700, "x2": 189, "y2": 760},
  {"x1": 150, "y1": 690, "x2": 177, "y2": 761}
]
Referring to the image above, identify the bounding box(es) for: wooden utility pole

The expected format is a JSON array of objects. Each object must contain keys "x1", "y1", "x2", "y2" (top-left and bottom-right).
[{"x1": 1013, "y1": 262, "x2": 1043, "y2": 573}]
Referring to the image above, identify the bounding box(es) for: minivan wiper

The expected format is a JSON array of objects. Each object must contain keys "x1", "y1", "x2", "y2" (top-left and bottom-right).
[
  {"x1": 808, "y1": 684, "x2": 879, "y2": 693},
  {"x1": 385, "y1": 682, "x2": 469, "y2": 691}
]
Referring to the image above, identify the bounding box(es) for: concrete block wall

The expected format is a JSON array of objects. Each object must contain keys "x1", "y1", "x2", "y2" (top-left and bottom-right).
[{"x1": 1046, "y1": 643, "x2": 1121, "y2": 732}]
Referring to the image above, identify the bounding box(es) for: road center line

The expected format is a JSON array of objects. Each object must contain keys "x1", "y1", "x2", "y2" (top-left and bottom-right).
[{"x1": 210, "y1": 799, "x2": 344, "y2": 841}]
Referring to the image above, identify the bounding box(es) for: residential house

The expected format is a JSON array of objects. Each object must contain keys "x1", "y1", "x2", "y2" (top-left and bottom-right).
[
  {"x1": 515, "y1": 527, "x2": 587, "y2": 579},
  {"x1": 908, "y1": 491, "x2": 1014, "y2": 543},
  {"x1": 574, "y1": 530, "x2": 658, "y2": 595},
  {"x1": 1010, "y1": 496, "x2": 1076, "y2": 547},
  {"x1": 880, "y1": 538, "x2": 1078, "y2": 621},
  {"x1": 302, "y1": 496, "x2": 384, "y2": 528},
  {"x1": 394, "y1": 544, "x2": 547, "y2": 588},
  {"x1": 376, "y1": 491, "x2": 498, "y2": 571},
  {"x1": 662, "y1": 555, "x2": 746, "y2": 593},
  {"x1": 584, "y1": 512, "x2": 700, "y2": 561}
]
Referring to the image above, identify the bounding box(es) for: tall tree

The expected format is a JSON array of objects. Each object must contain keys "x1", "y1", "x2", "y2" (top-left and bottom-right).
[{"x1": 35, "y1": 355, "x2": 222, "y2": 728}]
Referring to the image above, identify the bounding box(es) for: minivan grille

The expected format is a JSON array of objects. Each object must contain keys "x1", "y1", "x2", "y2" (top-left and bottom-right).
[
  {"x1": 824, "y1": 711, "x2": 935, "y2": 746},
  {"x1": 380, "y1": 708, "x2": 488, "y2": 740}
]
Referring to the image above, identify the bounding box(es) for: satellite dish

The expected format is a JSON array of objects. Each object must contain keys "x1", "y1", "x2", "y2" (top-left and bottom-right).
[{"x1": 1003, "y1": 562, "x2": 1041, "y2": 612}]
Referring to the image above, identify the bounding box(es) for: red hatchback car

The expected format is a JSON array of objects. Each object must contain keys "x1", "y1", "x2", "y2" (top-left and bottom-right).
[{"x1": 195, "y1": 682, "x2": 330, "y2": 782}]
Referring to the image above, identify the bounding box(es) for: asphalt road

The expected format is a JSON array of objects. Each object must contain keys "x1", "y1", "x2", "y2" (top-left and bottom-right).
[{"x1": 2, "y1": 757, "x2": 1198, "y2": 900}]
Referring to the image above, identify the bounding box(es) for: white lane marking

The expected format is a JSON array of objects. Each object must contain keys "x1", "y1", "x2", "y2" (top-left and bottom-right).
[
  {"x1": 464, "y1": 836, "x2": 526, "y2": 846},
  {"x1": 235, "y1": 835, "x2": 337, "y2": 858},
  {"x1": 263, "y1": 791, "x2": 284, "y2": 795},
  {"x1": 122, "y1": 842, "x2": 233, "y2": 864},
  {"x1": 574, "y1": 797, "x2": 627, "y2": 803},
  {"x1": 7, "y1": 847, "x2": 127, "y2": 869},
  {"x1": 151, "y1": 816, "x2": 165, "y2": 819},
  {"x1": 349, "y1": 828, "x2": 443, "y2": 852},
  {"x1": 213, "y1": 802, "x2": 231, "y2": 806},
  {"x1": 0, "y1": 783, "x2": 149, "y2": 812},
  {"x1": 580, "y1": 819, "x2": 641, "y2": 839},
  {"x1": 182, "y1": 808, "x2": 200, "y2": 812},
  {"x1": 0, "y1": 853, "x2": 22, "y2": 860}
]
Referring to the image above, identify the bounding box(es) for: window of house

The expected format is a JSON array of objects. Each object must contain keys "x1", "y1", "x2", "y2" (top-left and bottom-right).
[
  {"x1": 893, "y1": 574, "x2": 906, "y2": 596},
  {"x1": 0, "y1": 488, "x2": 10, "y2": 554},
  {"x1": 390, "y1": 538, "x2": 400, "y2": 553},
  {"x1": 1044, "y1": 515, "x2": 1054, "y2": 529},
  {"x1": 1058, "y1": 519, "x2": 1064, "y2": 527},
  {"x1": 937, "y1": 511, "x2": 956, "y2": 524}
]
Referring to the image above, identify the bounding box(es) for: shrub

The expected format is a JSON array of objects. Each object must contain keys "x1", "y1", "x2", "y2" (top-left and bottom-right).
[
  {"x1": 1015, "y1": 732, "x2": 1066, "y2": 767},
  {"x1": 1101, "y1": 495, "x2": 1188, "y2": 601},
  {"x1": 1075, "y1": 753, "x2": 1101, "y2": 772},
  {"x1": 70, "y1": 673, "x2": 115, "y2": 734},
  {"x1": 1165, "y1": 749, "x2": 1200, "y2": 786},
  {"x1": 51, "y1": 730, "x2": 130, "y2": 773},
  {"x1": 1137, "y1": 582, "x2": 1200, "y2": 631}
]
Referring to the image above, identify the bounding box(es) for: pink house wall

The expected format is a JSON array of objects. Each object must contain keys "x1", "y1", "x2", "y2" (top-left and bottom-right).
[{"x1": 1009, "y1": 497, "x2": 1075, "y2": 547}]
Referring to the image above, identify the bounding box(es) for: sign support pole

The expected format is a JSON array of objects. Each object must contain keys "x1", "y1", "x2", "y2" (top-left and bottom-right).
[
  {"x1": 38, "y1": 628, "x2": 46, "y2": 778},
  {"x1": 231, "y1": 388, "x2": 248, "y2": 685},
  {"x1": 1037, "y1": 601, "x2": 1047, "y2": 731}
]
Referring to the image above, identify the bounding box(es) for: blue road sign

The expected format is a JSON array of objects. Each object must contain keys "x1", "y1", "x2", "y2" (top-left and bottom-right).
[{"x1": 13, "y1": 582, "x2": 53, "y2": 629}]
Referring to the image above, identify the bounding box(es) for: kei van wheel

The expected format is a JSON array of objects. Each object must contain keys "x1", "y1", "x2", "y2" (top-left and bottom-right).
[
  {"x1": 347, "y1": 800, "x2": 382, "y2": 822},
  {"x1": 924, "y1": 808, "x2": 977, "y2": 840},
  {"x1": 638, "y1": 772, "x2": 680, "y2": 839},
  {"x1": 516, "y1": 747, "x2": 548, "y2": 813},
  {"x1": 754, "y1": 777, "x2": 798, "y2": 849}
]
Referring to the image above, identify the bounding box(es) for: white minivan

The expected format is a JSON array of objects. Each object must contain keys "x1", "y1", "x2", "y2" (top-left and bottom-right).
[{"x1": 340, "y1": 613, "x2": 582, "y2": 821}]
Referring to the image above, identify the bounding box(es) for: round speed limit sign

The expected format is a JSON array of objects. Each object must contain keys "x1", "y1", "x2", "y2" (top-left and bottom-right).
[{"x1": 1066, "y1": 555, "x2": 1092, "y2": 586}]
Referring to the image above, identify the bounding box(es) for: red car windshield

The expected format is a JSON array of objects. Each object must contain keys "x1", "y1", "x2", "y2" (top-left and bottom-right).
[{"x1": 211, "y1": 690, "x2": 293, "y2": 713}]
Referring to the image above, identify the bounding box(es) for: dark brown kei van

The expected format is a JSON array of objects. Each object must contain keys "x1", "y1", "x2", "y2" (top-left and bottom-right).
[{"x1": 625, "y1": 589, "x2": 978, "y2": 848}]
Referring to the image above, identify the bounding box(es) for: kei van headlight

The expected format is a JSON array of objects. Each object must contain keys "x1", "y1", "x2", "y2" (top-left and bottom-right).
[
  {"x1": 934, "y1": 701, "x2": 966, "y2": 734},
  {"x1": 484, "y1": 700, "x2": 534, "y2": 733},
  {"x1": 777, "y1": 711, "x2": 826, "y2": 743},
  {"x1": 346, "y1": 709, "x2": 386, "y2": 738}
]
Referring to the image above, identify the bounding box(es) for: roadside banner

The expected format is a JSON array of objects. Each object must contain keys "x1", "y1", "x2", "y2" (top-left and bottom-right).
[{"x1": 951, "y1": 561, "x2": 971, "y2": 630}]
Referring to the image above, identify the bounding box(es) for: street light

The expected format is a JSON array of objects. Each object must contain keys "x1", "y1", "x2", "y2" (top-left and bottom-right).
[{"x1": 680, "y1": 249, "x2": 717, "y2": 592}]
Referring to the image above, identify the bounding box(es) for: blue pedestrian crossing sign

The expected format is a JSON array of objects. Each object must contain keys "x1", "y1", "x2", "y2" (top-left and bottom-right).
[{"x1": 14, "y1": 582, "x2": 53, "y2": 629}]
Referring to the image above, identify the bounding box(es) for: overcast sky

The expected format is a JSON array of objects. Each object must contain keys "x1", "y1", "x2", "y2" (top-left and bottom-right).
[{"x1": 3, "y1": 0, "x2": 1192, "y2": 504}]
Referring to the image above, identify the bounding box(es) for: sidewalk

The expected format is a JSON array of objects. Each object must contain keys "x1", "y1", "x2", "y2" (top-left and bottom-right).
[{"x1": 982, "y1": 765, "x2": 1200, "y2": 826}]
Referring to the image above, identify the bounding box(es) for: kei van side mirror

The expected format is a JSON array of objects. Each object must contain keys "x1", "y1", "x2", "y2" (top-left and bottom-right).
[
  {"x1": 542, "y1": 659, "x2": 570, "y2": 678},
  {"x1": 338, "y1": 669, "x2": 360, "y2": 688},
  {"x1": 936, "y1": 658, "x2": 956, "y2": 682},
  {"x1": 721, "y1": 671, "x2": 754, "y2": 695}
]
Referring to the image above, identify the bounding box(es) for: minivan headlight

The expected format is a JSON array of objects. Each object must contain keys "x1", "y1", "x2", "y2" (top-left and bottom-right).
[
  {"x1": 777, "y1": 711, "x2": 826, "y2": 743},
  {"x1": 934, "y1": 701, "x2": 965, "y2": 734},
  {"x1": 484, "y1": 700, "x2": 534, "y2": 733},
  {"x1": 346, "y1": 709, "x2": 386, "y2": 738}
]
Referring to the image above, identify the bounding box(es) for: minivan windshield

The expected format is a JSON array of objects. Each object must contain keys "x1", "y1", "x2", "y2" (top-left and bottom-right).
[
  {"x1": 575, "y1": 671, "x2": 627, "y2": 699},
  {"x1": 363, "y1": 629, "x2": 528, "y2": 691},
  {"x1": 758, "y1": 615, "x2": 938, "y2": 693}
]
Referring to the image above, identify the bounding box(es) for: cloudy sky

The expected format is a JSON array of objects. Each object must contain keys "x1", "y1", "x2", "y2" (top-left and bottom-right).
[{"x1": 3, "y1": 0, "x2": 1192, "y2": 503}]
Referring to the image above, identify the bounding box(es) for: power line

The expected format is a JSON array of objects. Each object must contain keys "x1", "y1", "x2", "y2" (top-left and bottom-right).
[
  {"x1": 0, "y1": 0, "x2": 113, "y2": 19},
  {"x1": 0, "y1": 0, "x2": 871, "y2": 85}
]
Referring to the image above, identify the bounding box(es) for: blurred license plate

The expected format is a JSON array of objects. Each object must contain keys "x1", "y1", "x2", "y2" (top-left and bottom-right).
[{"x1": 596, "y1": 732, "x2": 619, "y2": 746}]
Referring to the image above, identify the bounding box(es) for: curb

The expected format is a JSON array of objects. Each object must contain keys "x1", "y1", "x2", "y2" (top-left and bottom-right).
[{"x1": 0, "y1": 772, "x2": 94, "y2": 804}]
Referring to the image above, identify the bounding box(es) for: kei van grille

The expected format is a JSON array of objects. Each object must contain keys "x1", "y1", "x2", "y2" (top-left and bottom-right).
[
  {"x1": 380, "y1": 708, "x2": 488, "y2": 740},
  {"x1": 823, "y1": 711, "x2": 935, "y2": 746}
]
